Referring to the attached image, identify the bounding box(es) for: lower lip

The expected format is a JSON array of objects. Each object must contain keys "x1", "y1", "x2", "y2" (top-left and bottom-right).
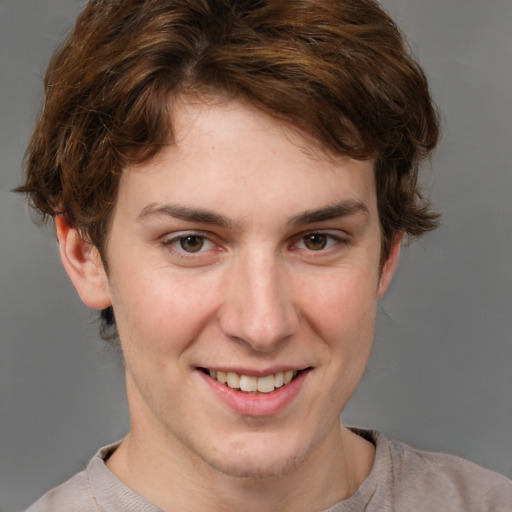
[{"x1": 198, "y1": 370, "x2": 310, "y2": 417}]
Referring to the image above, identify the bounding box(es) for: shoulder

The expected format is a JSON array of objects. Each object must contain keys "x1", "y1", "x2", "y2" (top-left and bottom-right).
[
  {"x1": 24, "y1": 470, "x2": 98, "y2": 512},
  {"x1": 387, "y1": 435, "x2": 512, "y2": 511},
  {"x1": 24, "y1": 441, "x2": 162, "y2": 512},
  {"x1": 346, "y1": 428, "x2": 512, "y2": 512},
  {"x1": 24, "y1": 442, "x2": 122, "y2": 512}
]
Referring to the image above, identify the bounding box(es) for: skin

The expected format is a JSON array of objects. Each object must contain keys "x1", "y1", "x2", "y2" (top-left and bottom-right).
[{"x1": 56, "y1": 96, "x2": 400, "y2": 512}]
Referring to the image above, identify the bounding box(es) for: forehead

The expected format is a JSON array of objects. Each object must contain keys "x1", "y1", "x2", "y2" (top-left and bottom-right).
[{"x1": 115, "y1": 96, "x2": 378, "y2": 225}]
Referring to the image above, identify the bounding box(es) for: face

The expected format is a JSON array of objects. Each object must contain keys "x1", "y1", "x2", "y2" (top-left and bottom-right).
[{"x1": 77, "y1": 97, "x2": 398, "y2": 479}]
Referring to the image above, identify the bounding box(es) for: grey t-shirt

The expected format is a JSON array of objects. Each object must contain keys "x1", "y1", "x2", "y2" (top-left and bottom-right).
[{"x1": 26, "y1": 429, "x2": 512, "y2": 511}]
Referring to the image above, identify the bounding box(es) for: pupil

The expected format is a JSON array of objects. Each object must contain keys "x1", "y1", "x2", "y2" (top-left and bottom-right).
[
  {"x1": 180, "y1": 235, "x2": 204, "y2": 252},
  {"x1": 305, "y1": 234, "x2": 327, "y2": 250}
]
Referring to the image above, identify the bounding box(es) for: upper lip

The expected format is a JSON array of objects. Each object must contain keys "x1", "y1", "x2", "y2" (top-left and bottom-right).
[{"x1": 198, "y1": 366, "x2": 310, "y2": 377}]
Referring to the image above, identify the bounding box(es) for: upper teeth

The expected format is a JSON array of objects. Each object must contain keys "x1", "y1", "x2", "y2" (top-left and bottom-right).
[{"x1": 209, "y1": 370, "x2": 297, "y2": 393}]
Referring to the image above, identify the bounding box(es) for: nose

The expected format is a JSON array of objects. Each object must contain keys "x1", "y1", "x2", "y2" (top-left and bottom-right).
[{"x1": 218, "y1": 250, "x2": 300, "y2": 352}]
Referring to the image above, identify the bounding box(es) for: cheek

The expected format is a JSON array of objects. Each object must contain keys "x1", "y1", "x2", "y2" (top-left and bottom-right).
[
  {"x1": 109, "y1": 267, "x2": 220, "y2": 356},
  {"x1": 298, "y1": 266, "x2": 379, "y2": 339}
]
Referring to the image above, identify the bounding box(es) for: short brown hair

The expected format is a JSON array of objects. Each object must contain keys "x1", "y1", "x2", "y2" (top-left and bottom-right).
[{"x1": 19, "y1": 0, "x2": 440, "y2": 335}]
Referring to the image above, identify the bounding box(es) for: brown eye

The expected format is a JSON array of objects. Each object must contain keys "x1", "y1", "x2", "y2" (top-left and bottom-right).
[
  {"x1": 179, "y1": 235, "x2": 204, "y2": 252},
  {"x1": 303, "y1": 233, "x2": 328, "y2": 250}
]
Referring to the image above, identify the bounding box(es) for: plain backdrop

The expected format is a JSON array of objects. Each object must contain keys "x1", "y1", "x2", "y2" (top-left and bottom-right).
[{"x1": 1, "y1": 1, "x2": 511, "y2": 510}]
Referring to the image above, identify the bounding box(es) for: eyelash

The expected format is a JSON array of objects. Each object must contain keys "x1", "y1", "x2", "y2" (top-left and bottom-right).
[
  {"x1": 162, "y1": 230, "x2": 347, "y2": 259},
  {"x1": 161, "y1": 232, "x2": 219, "y2": 257},
  {"x1": 292, "y1": 231, "x2": 347, "y2": 252}
]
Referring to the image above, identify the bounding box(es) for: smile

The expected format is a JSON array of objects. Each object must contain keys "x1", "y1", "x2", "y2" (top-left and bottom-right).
[
  {"x1": 205, "y1": 369, "x2": 300, "y2": 393},
  {"x1": 198, "y1": 367, "x2": 311, "y2": 416}
]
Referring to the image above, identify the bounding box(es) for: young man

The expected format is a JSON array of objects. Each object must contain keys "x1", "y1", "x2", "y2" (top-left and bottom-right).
[{"x1": 19, "y1": 0, "x2": 511, "y2": 510}]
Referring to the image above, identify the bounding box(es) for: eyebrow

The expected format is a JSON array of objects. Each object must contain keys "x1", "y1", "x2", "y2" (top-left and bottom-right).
[
  {"x1": 136, "y1": 203, "x2": 238, "y2": 229},
  {"x1": 136, "y1": 199, "x2": 368, "y2": 230},
  {"x1": 287, "y1": 199, "x2": 369, "y2": 227}
]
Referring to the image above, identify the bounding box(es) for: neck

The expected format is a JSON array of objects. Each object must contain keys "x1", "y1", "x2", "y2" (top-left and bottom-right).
[{"x1": 106, "y1": 422, "x2": 375, "y2": 512}]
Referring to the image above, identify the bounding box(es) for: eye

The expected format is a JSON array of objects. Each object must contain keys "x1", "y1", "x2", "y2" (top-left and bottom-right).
[
  {"x1": 302, "y1": 233, "x2": 328, "y2": 251},
  {"x1": 179, "y1": 235, "x2": 206, "y2": 253},
  {"x1": 163, "y1": 233, "x2": 217, "y2": 255},
  {"x1": 293, "y1": 232, "x2": 344, "y2": 252}
]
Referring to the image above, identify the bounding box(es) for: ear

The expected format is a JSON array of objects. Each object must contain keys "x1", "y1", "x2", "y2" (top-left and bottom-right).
[
  {"x1": 377, "y1": 234, "x2": 402, "y2": 297},
  {"x1": 55, "y1": 216, "x2": 112, "y2": 309}
]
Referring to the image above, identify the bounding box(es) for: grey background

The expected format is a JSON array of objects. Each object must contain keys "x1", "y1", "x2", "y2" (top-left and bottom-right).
[{"x1": 1, "y1": 0, "x2": 511, "y2": 510}]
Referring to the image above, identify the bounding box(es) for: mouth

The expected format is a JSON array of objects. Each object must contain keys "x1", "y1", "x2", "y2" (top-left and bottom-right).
[{"x1": 199, "y1": 368, "x2": 304, "y2": 394}]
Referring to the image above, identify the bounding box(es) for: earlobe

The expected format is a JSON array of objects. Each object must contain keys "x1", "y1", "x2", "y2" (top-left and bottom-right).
[
  {"x1": 377, "y1": 235, "x2": 402, "y2": 297},
  {"x1": 55, "y1": 216, "x2": 112, "y2": 310}
]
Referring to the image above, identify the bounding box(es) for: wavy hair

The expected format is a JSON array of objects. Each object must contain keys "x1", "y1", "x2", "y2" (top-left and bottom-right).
[{"x1": 19, "y1": 0, "x2": 440, "y2": 337}]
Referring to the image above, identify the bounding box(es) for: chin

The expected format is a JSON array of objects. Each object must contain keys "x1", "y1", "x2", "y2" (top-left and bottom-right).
[
  {"x1": 199, "y1": 434, "x2": 311, "y2": 480},
  {"x1": 208, "y1": 452, "x2": 303, "y2": 480}
]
